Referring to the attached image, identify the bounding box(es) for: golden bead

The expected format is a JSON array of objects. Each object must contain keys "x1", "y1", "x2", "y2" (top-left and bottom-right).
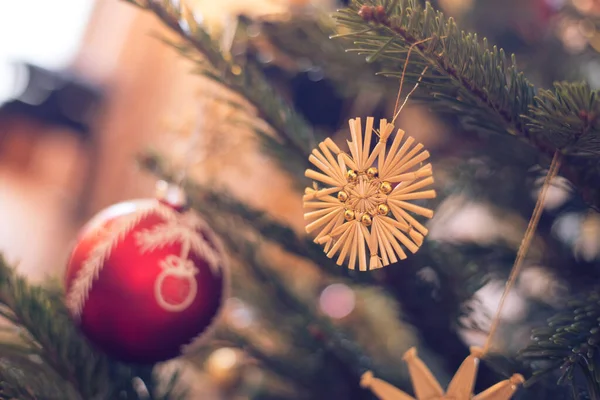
[
  {"x1": 231, "y1": 65, "x2": 242, "y2": 75},
  {"x1": 347, "y1": 169, "x2": 358, "y2": 181},
  {"x1": 378, "y1": 203, "x2": 390, "y2": 215},
  {"x1": 361, "y1": 213, "x2": 372, "y2": 227},
  {"x1": 380, "y1": 181, "x2": 393, "y2": 194},
  {"x1": 366, "y1": 167, "x2": 379, "y2": 179},
  {"x1": 344, "y1": 209, "x2": 355, "y2": 221},
  {"x1": 337, "y1": 191, "x2": 349, "y2": 202}
]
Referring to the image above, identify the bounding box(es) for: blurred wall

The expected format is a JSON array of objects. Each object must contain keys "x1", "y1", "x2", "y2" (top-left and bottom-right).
[{"x1": 72, "y1": 1, "x2": 191, "y2": 212}]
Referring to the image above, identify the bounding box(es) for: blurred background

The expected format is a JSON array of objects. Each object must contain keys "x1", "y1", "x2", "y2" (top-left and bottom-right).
[{"x1": 1, "y1": 0, "x2": 600, "y2": 398}]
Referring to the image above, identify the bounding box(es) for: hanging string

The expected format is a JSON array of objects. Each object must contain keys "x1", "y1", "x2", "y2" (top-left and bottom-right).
[
  {"x1": 390, "y1": 37, "x2": 433, "y2": 125},
  {"x1": 482, "y1": 150, "x2": 563, "y2": 355},
  {"x1": 386, "y1": 31, "x2": 566, "y2": 359}
]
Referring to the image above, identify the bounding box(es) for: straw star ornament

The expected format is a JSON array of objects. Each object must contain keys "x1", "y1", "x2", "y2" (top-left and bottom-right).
[
  {"x1": 303, "y1": 117, "x2": 436, "y2": 270},
  {"x1": 361, "y1": 347, "x2": 524, "y2": 400}
]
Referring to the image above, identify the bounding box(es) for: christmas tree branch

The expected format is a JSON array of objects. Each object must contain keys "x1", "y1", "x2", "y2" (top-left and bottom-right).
[
  {"x1": 122, "y1": 0, "x2": 315, "y2": 169},
  {"x1": 526, "y1": 83, "x2": 600, "y2": 155},
  {"x1": 241, "y1": 12, "x2": 388, "y2": 98},
  {"x1": 139, "y1": 152, "x2": 338, "y2": 272},
  {"x1": 216, "y1": 232, "x2": 383, "y2": 398},
  {"x1": 208, "y1": 250, "x2": 324, "y2": 391},
  {"x1": 519, "y1": 287, "x2": 600, "y2": 396},
  {"x1": 217, "y1": 330, "x2": 315, "y2": 392},
  {"x1": 0, "y1": 352, "x2": 74, "y2": 400},
  {"x1": 204, "y1": 209, "x2": 380, "y2": 397},
  {"x1": 0, "y1": 256, "x2": 178, "y2": 400},
  {"x1": 335, "y1": 0, "x2": 535, "y2": 138},
  {"x1": 335, "y1": 0, "x2": 600, "y2": 208}
]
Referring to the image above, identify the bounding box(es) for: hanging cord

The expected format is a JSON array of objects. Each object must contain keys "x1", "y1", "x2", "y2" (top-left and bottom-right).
[
  {"x1": 388, "y1": 33, "x2": 566, "y2": 357},
  {"x1": 390, "y1": 37, "x2": 433, "y2": 125},
  {"x1": 482, "y1": 150, "x2": 563, "y2": 355}
]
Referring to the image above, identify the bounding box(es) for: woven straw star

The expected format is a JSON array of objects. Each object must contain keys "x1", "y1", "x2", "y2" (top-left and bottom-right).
[
  {"x1": 303, "y1": 117, "x2": 436, "y2": 270},
  {"x1": 361, "y1": 347, "x2": 524, "y2": 400}
]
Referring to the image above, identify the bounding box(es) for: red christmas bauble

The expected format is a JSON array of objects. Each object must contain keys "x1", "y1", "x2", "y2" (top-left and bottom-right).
[{"x1": 64, "y1": 197, "x2": 226, "y2": 364}]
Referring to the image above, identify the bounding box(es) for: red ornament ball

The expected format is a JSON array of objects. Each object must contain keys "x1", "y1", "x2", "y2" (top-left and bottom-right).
[{"x1": 64, "y1": 197, "x2": 227, "y2": 364}]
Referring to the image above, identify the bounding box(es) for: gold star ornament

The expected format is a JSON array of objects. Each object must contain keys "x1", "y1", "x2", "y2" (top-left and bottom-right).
[
  {"x1": 361, "y1": 347, "x2": 524, "y2": 400},
  {"x1": 303, "y1": 117, "x2": 436, "y2": 270}
]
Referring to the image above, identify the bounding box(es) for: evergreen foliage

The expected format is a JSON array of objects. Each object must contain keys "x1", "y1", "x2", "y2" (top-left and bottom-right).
[
  {"x1": 333, "y1": 0, "x2": 600, "y2": 208},
  {"x1": 132, "y1": 0, "x2": 600, "y2": 396},
  {"x1": 0, "y1": 257, "x2": 180, "y2": 400},
  {"x1": 0, "y1": 0, "x2": 599, "y2": 398},
  {"x1": 124, "y1": 0, "x2": 315, "y2": 179},
  {"x1": 520, "y1": 287, "x2": 600, "y2": 398}
]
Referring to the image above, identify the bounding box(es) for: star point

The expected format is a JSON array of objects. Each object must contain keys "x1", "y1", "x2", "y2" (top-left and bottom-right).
[{"x1": 361, "y1": 347, "x2": 523, "y2": 400}]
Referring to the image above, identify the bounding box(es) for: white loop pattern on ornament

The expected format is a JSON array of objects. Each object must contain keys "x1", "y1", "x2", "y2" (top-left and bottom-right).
[
  {"x1": 154, "y1": 255, "x2": 199, "y2": 312},
  {"x1": 133, "y1": 207, "x2": 222, "y2": 312}
]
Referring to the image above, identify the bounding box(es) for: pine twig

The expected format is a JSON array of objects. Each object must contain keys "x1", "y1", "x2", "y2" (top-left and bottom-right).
[
  {"x1": 122, "y1": 0, "x2": 315, "y2": 170},
  {"x1": 520, "y1": 287, "x2": 600, "y2": 397},
  {"x1": 138, "y1": 152, "x2": 339, "y2": 272},
  {"x1": 0, "y1": 256, "x2": 179, "y2": 400},
  {"x1": 242, "y1": 13, "x2": 387, "y2": 98},
  {"x1": 335, "y1": 0, "x2": 600, "y2": 209},
  {"x1": 335, "y1": 0, "x2": 535, "y2": 139},
  {"x1": 217, "y1": 330, "x2": 315, "y2": 392},
  {"x1": 213, "y1": 226, "x2": 379, "y2": 397}
]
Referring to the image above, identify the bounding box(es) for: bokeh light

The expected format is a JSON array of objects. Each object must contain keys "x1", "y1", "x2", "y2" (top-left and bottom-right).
[
  {"x1": 319, "y1": 283, "x2": 355, "y2": 319},
  {"x1": 224, "y1": 297, "x2": 255, "y2": 329}
]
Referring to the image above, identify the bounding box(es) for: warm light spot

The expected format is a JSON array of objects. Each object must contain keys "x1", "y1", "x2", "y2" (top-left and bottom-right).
[
  {"x1": 561, "y1": 21, "x2": 588, "y2": 53},
  {"x1": 319, "y1": 283, "x2": 355, "y2": 319},
  {"x1": 573, "y1": 0, "x2": 595, "y2": 13},
  {"x1": 438, "y1": 0, "x2": 474, "y2": 16},
  {"x1": 209, "y1": 348, "x2": 239, "y2": 369}
]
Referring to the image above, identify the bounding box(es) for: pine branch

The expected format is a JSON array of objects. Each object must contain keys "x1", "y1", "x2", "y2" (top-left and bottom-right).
[
  {"x1": 242, "y1": 12, "x2": 388, "y2": 98},
  {"x1": 525, "y1": 82, "x2": 600, "y2": 207},
  {"x1": 217, "y1": 329, "x2": 315, "y2": 393},
  {"x1": 0, "y1": 256, "x2": 180, "y2": 400},
  {"x1": 335, "y1": 0, "x2": 535, "y2": 139},
  {"x1": 219, "y1": 256, "x2": 387, "y2": 397},
  {"x1": 123, "y1": 0, "x2": 314, "y2": 174},
  {"x1": 335, "y1": 0, "x2": 600, "y2": 208},
  {"x1": 0, "y1": 354, "x2": 72, "y2": 400},
  {"x1": 526, "y1": 83, "x2": 600, "y2": 156},
  {"x1": 138, "y1": 152, "x2": 340, "y2": 272},
  {"x1": 205, "y1": 210, "x2": 379, "y2": 397},
  {"x1": 211, "y1": 226, "x2": 380, "y2": 399},
  {"x1": 519, "y1": 287, "x2": 600, "y2": 398}
]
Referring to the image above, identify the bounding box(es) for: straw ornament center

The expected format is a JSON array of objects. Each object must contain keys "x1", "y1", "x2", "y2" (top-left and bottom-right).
[
  {"x1": 303, "y1": 117, "x2": 436, "y2": 271},
  {"x1": 342, "y1": 172, "x2": 388, "y2": 217}
]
